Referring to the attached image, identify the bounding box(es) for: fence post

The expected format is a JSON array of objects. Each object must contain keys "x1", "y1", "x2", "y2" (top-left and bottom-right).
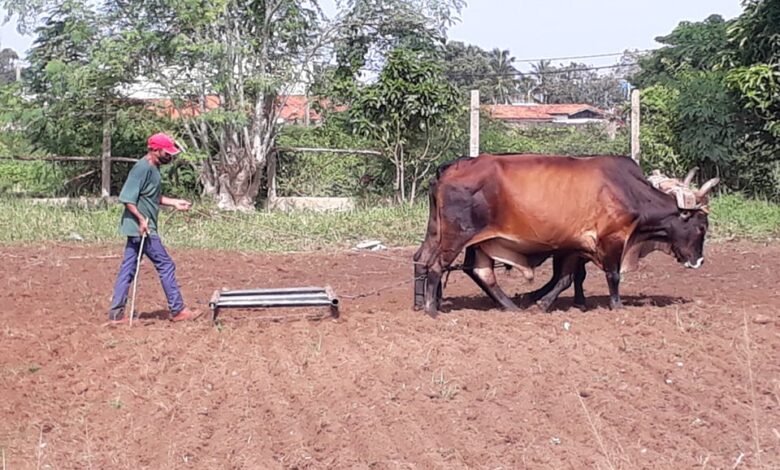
[
  {"x1": 630, "y1": 88, "x2": 641, "y2": 165},
  {"x1": 101, "y1": 116, "x2": 112, "y2": 198},
  {"x1": 469, "y1": 90, "x2": 480, "y2": 157}
]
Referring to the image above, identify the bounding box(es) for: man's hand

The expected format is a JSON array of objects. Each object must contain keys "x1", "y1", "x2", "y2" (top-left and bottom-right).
[
  {"x1": 161, "y1": 196, "x2": 192, "y2": 211},
  {"x1": 172, "y1": 199, "x2": 192, "y2": 211},
  {"x1": 139, "y1": 218, "x2": 150, "y2": 236},
  {"x1": 125, "y1": 203, "x2": 149, "y2": 236}
]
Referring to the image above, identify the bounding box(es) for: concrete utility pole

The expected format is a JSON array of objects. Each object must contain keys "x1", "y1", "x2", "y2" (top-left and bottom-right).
[
  {"x1": 101, "y1": 115, "x2": 112, "y2": 198},
  {"x1": 630, "y1": 88, "x2": 641, "y2": 164},
  {"x1": 469, "y1": 90, "x2": 480, "y2": 157}
]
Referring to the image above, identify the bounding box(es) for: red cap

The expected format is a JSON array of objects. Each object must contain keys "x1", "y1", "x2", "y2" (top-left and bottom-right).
[{"x1": 147, "y1": 133, "x2": 181, "y2": 155}]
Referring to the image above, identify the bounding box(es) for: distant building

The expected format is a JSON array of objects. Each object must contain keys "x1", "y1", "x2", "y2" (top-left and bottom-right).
[
  {"x1": 127, "y1": 93, "x2": 339, "y2": 126},
  {"x1": 484, "y1": 103, "x2": 610, "y2": 126}
]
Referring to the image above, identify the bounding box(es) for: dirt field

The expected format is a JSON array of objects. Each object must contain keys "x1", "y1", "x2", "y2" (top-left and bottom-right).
[{"x1": 1, "y1": 240, "x2": 778, "y2": 469}]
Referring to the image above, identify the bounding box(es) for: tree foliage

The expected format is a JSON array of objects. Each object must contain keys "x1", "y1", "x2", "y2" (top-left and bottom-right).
[
  {"x1": 101, "y1": 0, "x2": 327, "y2": 210},
  {"x1": 349, "y1": 48, "x2": 461, "y2": 203},
  {"x1": 633, "y1": 3, "x2": 780, "y2": 199},
  {"x1": 632, "y1": 14, "x2": 730, "y2": 88}
]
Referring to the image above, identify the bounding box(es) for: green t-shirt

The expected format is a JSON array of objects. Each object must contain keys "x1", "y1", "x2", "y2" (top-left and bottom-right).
[{"x1": 118, "y1": 157, "x2": 162, "y2": 237}]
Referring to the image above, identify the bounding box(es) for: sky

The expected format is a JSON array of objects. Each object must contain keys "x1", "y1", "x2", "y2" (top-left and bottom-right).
[
  {"x1": 447, "y1": 0, "x2": 744, "y2": 71},
  {"x1": 1, "y1": 0, "x2": 745, "y2": 69}
]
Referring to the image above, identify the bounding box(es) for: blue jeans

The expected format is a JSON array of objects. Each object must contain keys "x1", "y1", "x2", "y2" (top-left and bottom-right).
[{"x1": 107, "y1": 235, "x2": 185, "y2": 320}]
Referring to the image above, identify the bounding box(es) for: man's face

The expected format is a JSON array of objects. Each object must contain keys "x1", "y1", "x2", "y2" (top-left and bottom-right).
[{"x1": 157, "y1": 149, "x2": 174, "y2": 165}]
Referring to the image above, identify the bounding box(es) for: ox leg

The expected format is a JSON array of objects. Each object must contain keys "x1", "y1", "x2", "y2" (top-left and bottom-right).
[
  {"x1": 424, "y1": 266, "x2": 444, "y2": 316},
  {"x1": 469, "y1": 247, "x2": 520, "y2": 311},
  {"x1": 424, "y1": 248, "x2": 463, "y2": 316},
  {"x1": 606, "y1": 271, "x2": 623, "y2": 310},
  {"x1": 537, "y1": 254, "x2": 579, "y2": 313},
  {"x1": 527, "y1": 254, "x2": 562, "y2": 303},
  {"x1": 573, "y1": 258, "x2": 587, "y2": 311},
  {"x1": 463, "y1": 246, "x2": 502, "y2": 305},
  {"x1": 413, "y1": 262, "x2": 427, "y2": 311},
  {"x1": 599, "y1": 238, "x2": 625, "y2": 310}
]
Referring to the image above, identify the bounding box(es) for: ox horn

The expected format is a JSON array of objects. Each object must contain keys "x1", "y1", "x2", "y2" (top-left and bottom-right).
[
  {"x1": 697, "y1": 177, "x2": 720, "y2": 198},
  {"x1": 683, "y1": 167, "x2": 699, "y2": 188}
]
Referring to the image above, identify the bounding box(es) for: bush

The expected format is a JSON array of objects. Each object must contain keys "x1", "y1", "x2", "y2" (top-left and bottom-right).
[
  {"x1": 275, "y1": 120, "x2": 391, "y2": 199},
  {"x1": 0, "y1": 160, "x2": 67, "y2": 196},
  {"x1": 479, "y1": 117, "x2": 629, "y2": 156}
]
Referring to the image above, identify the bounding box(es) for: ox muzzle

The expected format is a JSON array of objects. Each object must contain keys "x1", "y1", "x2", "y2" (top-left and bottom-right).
[{"x1": 684, "y1": 257, "x2": 704, "y2": 269}]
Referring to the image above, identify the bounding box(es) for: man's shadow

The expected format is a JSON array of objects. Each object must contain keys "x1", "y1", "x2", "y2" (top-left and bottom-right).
[{"x1": 137, "y1": 309, "x2": 172, "y2": 321}]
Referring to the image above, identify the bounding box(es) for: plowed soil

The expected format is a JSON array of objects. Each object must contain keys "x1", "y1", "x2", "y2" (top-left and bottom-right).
[{"x1": 1, "y1": 241, "x2": 779, "y2": 469}]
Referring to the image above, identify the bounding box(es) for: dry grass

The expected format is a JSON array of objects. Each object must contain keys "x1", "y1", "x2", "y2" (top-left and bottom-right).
[
  {"x1": 742, "y1": 311, "x2": 762, "y2": 468},
  {"x1": 577, "y1": 391, "x2": 617, "y2": 470}
]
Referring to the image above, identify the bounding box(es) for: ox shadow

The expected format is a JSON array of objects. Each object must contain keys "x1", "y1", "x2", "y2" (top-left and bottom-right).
[{"x1": 439, "y1": 293, "x2": 690, "y2": 314}]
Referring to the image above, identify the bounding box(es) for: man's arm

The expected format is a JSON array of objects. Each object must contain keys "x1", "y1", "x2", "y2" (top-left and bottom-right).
[
  {"x1": 118, "y1": 163, "x2": 149, "y2": 235},
  {"x1": 125, "y1": 203, "x2": 149, "y2": 235},
  {"x1": 161, "y1": 196, "x2": 192, "y2": 211}
]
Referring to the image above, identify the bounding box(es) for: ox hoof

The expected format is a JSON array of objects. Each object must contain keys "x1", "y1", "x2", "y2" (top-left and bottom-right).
[
  {"x1": 609, "y1": 300, "x2": 624, "y2": 310},
  {"x1": 573, "y1": 300, "x2": 587, "y2": 312},
  {"x1": 536, "y1": 300, "x2": 554, "y2": 313}
]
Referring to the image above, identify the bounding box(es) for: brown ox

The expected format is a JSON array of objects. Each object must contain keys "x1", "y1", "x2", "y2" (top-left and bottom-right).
[
  {"x1": 521, "y1": 166, "x2": 720, "y2": 311},
  {"x1": 413, "y1": 154, "x2": 719, "y2": 316}
]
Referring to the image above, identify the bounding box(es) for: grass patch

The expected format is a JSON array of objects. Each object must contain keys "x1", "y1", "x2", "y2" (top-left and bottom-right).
[
  {"x1": 709, "y1": 193, "x2": 780, "y2": 241},
  {"x1": 109, "y1": 397, "x2": 123, "y2": 409},
  {"x1": 0, "y1": 193, "x2": 776, "y2": 252},
  {"x1": 0, "y1": 197, "x2": 428, "y2": 251}
]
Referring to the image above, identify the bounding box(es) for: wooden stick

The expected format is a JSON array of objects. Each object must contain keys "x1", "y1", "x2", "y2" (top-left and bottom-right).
[
  {"x1": 128, "y1": 234, "x2": 147, "y2": 327},
  {"x1": 64, "y1": 169, "x2": 98, "y2": 186}
]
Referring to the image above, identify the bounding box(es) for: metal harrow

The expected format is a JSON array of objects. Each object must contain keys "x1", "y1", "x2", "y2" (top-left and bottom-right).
[{"x1": 209, "y1": 286, "x2": 340, "y2": 323}]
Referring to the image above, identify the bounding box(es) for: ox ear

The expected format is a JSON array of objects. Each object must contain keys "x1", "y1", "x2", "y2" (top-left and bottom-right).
[
  {"x1": 697, "y1": 177, "x2": 720, "y2": 199},
  {"x1": 682, "y1": 167, "x2": 699, "y2": 187}
]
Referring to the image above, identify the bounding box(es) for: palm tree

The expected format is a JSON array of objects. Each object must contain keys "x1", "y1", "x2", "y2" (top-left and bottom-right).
[
  {"x1": 488, "y1": 48, "x2": 519, "y2": 104},
  {"x1": 530, "y1": 59, "x2": 554, "y2": 103}
]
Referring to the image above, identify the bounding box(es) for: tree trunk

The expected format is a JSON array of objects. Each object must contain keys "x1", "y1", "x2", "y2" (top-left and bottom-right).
[{"x1": 199, "y1": 93, "x2": 275, "y2": 211}]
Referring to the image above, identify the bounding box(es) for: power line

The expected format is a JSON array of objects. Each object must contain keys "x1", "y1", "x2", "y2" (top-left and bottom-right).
[
  {"x1": 508, "y1": 50, "x2": 651, "y2": 64},
  {"x1": 443, "y1": 63, "x2": 638, "y2": 80}
]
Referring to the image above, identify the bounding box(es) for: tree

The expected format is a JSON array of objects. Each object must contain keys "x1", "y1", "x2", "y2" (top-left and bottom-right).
[
  {"x1": 630, "y1": 5, "x2": 779, "y2": 199},
  {"x1": 21, "y1": 0, "x2": 120, "y2": 156},
  {"x1": 631, "y1": 14, "x2": 731, "y2": 88},
  {"x1": 529, "y1": 60, "x2": 553, "y2": 103},
  {"x1": 441, "y1": 41, "x2": 494, "y2": 102},
  {"x1": 527, "y1": 61, "x2": 627, "y2": 109},
  {"x1": 0, "y1": 46, "x2": 19, "y2": 84},
  {"x1": 349, "y1": 48, "x2": 461, "y2": 204},
  {"x1": 1, "y1": 0, "x2": 63, "y2": 34},
  {"x1": 487, "y1": 48, "x2": 520, "y2": 104},
  {"x1": 724, "y1": 0, "x2": 780, "y2": 199},
  {"x1": 103, "y1": 0, "x2": 328, "y2": 210}
]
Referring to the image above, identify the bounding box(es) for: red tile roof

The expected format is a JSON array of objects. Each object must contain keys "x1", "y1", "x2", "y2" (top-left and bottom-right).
[
  {"x1": 484, "y1": 104, "x2": 607, "y2": 121},
  {"x1": 142, "y1": 95, "x2": 344, "y2": 122},
  {"x1": 142, "y1": 95, "x2": 221, "y2": 119},
  {"x1": 277, "y1": 95, "x2": 347, "y2": 122}
]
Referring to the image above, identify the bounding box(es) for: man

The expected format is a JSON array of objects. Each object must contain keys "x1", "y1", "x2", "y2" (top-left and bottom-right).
[{"x1": 106, "y1": 132, "x2": 202, "y2": 324}]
